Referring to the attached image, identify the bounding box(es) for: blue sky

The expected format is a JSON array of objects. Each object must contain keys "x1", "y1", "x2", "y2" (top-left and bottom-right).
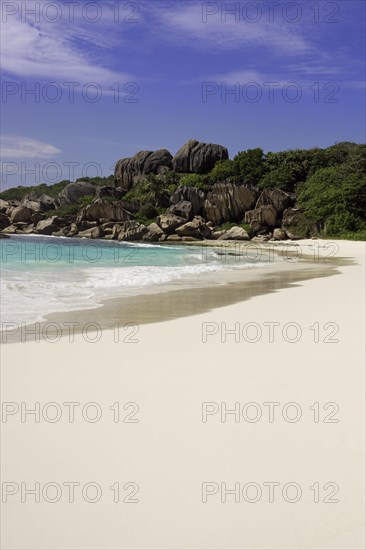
[{"x1": 0, "y1": 0, "x2": 365, "y2": 188}]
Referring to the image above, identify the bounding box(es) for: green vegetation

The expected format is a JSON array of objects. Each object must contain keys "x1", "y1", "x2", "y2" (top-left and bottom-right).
[
  {"x1": 215, "y1": 222, "x2": 254, "y2": 236},
  {"x1": 1, "y1": 143, "x2": 364, "y2": 240},
  {"x1": 44, "y1": 205, "x2": 79, "y2": 218},
  {"x1": 0, "y1": 180, "x2": 71, "y2": 201},
  {"x1": 179, "y1": 173, "x2": 209, "y2": 191},
  {"x1": 207, "y1": 142, "x2": 366, "y2": 239},
  {"x1": 0, "y1": 175, "x2": 114, "y2": 202}
]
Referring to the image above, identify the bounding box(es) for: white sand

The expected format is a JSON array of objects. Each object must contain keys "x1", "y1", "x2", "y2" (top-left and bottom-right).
[{"x1": 1, "y1": 240, "x2": 365, "y2": 549}]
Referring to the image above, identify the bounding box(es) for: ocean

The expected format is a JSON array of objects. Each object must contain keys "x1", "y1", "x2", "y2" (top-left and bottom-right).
[{"x1": 0, "y1": 234, "x2": 271, "y2": 325}]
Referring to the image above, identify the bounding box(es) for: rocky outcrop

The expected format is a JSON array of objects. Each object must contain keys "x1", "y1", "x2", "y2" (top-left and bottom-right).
[
  {"x1": 175, "y1": 216, "x2": 211, "y2": 239},
  {"x1": 35, "y1": 218, "x2": 60, "y2": 235},
  {"x1": 56, "y1": 181, "x2": 96, "y2": 206},
  {"x1": 143, "y1": 222, "x2": 164, "y2": 242},
  {"x1": 255, "y1": 188, "x2": 293, "y2": 215},
  {"x1": 77, "y1": 199, "x2": 133, "y2": 223},
  {"x1": 10, "y1": 206, "x2": 34, "y2": 224},
  {"x1": 244, "y1": 205, "x2": 277, "y2": 232},
  {"x1": 0, "y1": 212, "x2": 10, "y2": 229},
  {"x1": 273, "y1": 228, "x2": 287, "y2": 240},
  {"x1": 281, "y1": 208, "x2": 315, "y2": 239},
  {"x1": 22, "y1": 193, "x2": 55, "y2": 212},
  {"x1": 168, "y1": 185, "x2": 205, "y2": 220},
  {"x1": 117, "y1": 221, "x2": 148, "y2": 241},
  {"x1": 115, "y1": 149, "x2": 173, "y2": 190},
  {"x1": 218, "y1": 226, "x2": 250, "y2": 241},
  {"x1": 203, "y1": 183, "x2": 257, "y2": 225},
  {"x1": 0, "y1": 199, "x2": 10, "y2": 213},
  {"x1": 157, "y1": 214, "x2": 186, "y2": 234},
  {"x1": 172, "y1": 140, "x2": 228, "y2": 173}
]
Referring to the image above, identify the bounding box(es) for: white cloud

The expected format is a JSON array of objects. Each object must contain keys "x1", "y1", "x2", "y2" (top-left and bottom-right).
[
  {"x1": 147, "y1": 1, "x2": 312, "y2": 54},
  {"x1": 0, "y1": 0, "x2": 132, "y2": 85},
  {"x1": 1, "y1": 136, "x2": 61, "y2": 158}
]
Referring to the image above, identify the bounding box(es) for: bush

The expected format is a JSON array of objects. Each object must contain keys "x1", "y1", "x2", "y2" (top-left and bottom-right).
[
  {"x1": 297, "y1": 164, "x2": 366, "y2": 234},
  {"x1": 209, "y1": 159, "x2": 235, "y2": 182},
  {"x1": 44, "y1": 205, "x2": 79, "y2": 218},
  {"x1": 179, "y1": 173, "x2": 208, "y2": 191}
]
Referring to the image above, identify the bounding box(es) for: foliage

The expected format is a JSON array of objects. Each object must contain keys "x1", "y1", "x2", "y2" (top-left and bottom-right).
[
  {"x1": 79, "y1": 195, "x2": 95, "y2": 206},
  {"x1": 296, "y1": 163, "x2": 366, "y2": 234},
  {"x1": 44, "y1": 205, "x2": 79, "y2": 218},
  {"x1": 179, "y1": 173, "x2": 209, "y2": 191},
  {"x1": 0, "y1": 180, "x2": 71, "y2": 201}
]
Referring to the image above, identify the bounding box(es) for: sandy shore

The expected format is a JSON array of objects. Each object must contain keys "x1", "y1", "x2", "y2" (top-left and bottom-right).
[{"x1": 1, "y1": 239, "x2": 365, "y2": 549}]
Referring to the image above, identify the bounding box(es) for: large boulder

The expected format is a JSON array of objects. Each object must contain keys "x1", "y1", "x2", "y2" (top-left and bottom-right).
[
  {"x1": 77, "y1": 199, "x2": 133, "y2": 223},
  {"x1": 56, "y1": 181, "x2": 96, "y2": 206},
  {"x1": 0, "y1": 212, "x2": 10, "y2": 229},
  {"x1": 143, "y1": 222, "x2": 164, "y2": 242},
  {"x1": 273, "y1": 228, "x2": 287, "y2": 241},
  {"x1": 203, "y1": 182, "x2": 257, "y2": 225},
  {"x1": 172, "y1": 139, "x2": 228, "y2": 173},
  {"x1": 22, "y1": 193, "x2": 55, "y2": 212},
  {"x1": 244, "y1": 205, "x2": 277, "y2": 232},
  {"x1": 10, "y1": 205, "x2": 34, "y2": 223},
  {"x1": 118, "y1": 221, "x2": 148, "y2": 241},
  {"x1": 115, "y1": 149, "x2": 173, "y2": 190},
  {"x1": 218, "y1": 226, "x2": 250, "y2": 241},
  {"x1": 175, "y1": 216, "x2": 211, "y2": 239},
  {"x1": 282, "y1": 208, "x2": 315, "y2": 239},
  {"x1": 169, "y1": 185, "x2": 205, "y2": 219},
  {"x1": 167, "y1": 200, "x2": 194, "y2": 221},
  {"x1": 35, "y1": 217, "x2": 60, "y2": 235},
  {"x1": 255, "y1": 188, "x2": 293, "y2": 215},
  {"x1": 157, "y1": 214, "x2": 186, "y2": 234},
  {"x1": 0, "y1": 199, "x2": 10, "y2": 213}
]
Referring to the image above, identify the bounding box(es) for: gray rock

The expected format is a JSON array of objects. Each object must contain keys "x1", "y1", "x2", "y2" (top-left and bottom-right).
[
  {"x1": 143, "y1": 222, "x2": 164, "y2": 242},
  {"x1": 170, "y1": 186, "x2": 205, "y2": 217},
  {"x1": 77, "y1": 199, "x2": 133, "y2": 223},
  {"x1": 167, "y1": 200, "x2": 194, "y2": 220},
  {"x1": 218, "y1": 226, "x2": 250, "y2": 241},
  {"x1": 175, "y1": 216, "x2": 211, "y2": 239},
  {"x1": 255, "y1": 188, "x2": 293, "y2": 215},
  {"x1": 273, "y1": 228, "x2": 287, "y2": 241},
  {"x1": 35, "y1": 218, "x2": 59, "y2": 235},
  {"x1": 172, "y1": 139, "x2": 228, "y2": 173},
  {"x1": 0, "y1": 212, "x2": 10, "y2": 229},
  {"x1": 115, "y1": 149, "x2": 173, "y2": 190},
  {"x1": 10, "y1": 206, "x2": 34, "y2": 223},
  {"x1": 244, "y1": 205, "x2": 277, "y2": 231},
  {"x1": 0, "y1": 199, "x2": 10, "y2": 213},
  {"x1": 118, "y1": 221, "x2": 148, "y2": 241},
  {"x1": 56, "y1": 181, "x2": 96, "y2": 206},
  {"x1": 157, "y1": 214, "x2": 186, "y2": 234},
  {"x1": 203, "y1": 183, "x2": 257, "y2": 226}
]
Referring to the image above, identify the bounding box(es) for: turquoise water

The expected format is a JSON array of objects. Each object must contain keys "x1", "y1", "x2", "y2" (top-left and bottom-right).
[{"x1": 0, "y1": 235, "x2": 270, "y2": 324}]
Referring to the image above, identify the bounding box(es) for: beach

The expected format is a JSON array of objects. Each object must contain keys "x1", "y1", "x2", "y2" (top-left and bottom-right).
[{"x1": 1, "y1": 239, "x2": 365, "y2": 549}]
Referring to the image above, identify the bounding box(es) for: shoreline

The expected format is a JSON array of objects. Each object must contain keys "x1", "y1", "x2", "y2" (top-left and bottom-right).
[
  {"x1": 1, "y1": 239, "x2": 355, "y2": 344},
  {"x1": 1, "y1": 239, "x2": 364, "y2": 549}
]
